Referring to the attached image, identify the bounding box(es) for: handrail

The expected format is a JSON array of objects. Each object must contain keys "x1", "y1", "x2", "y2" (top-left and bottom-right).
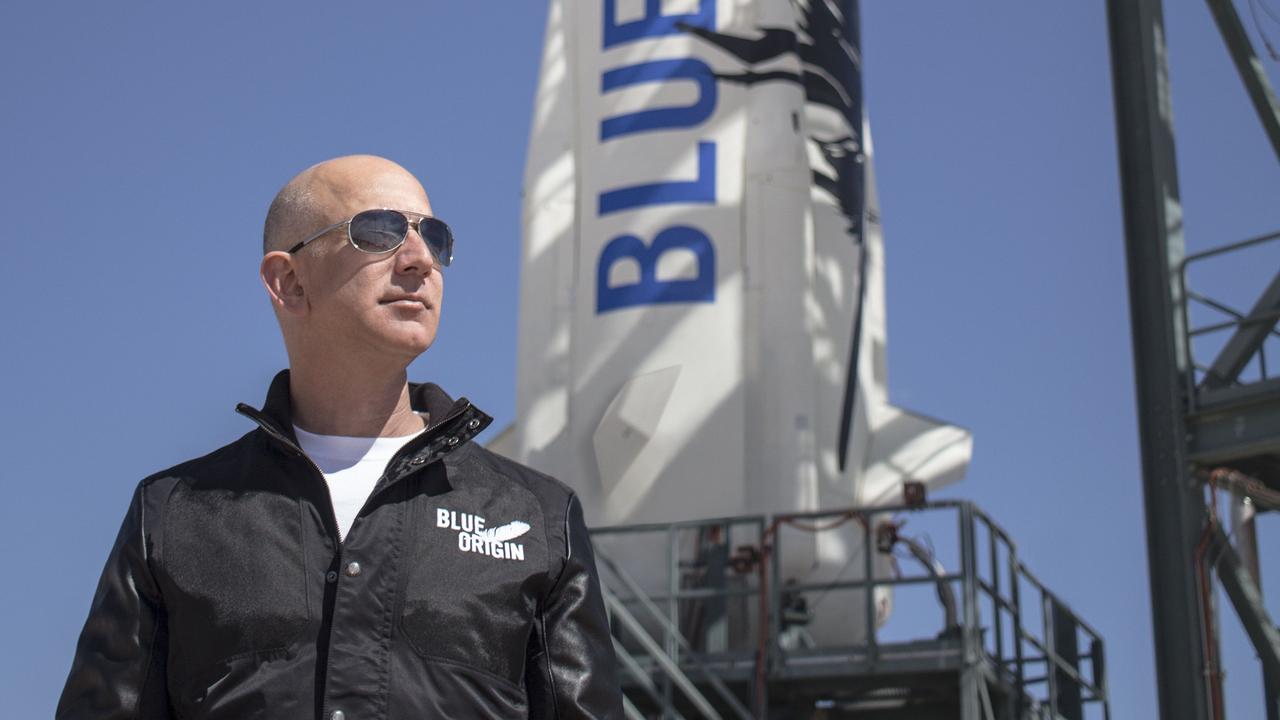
[
  {"x1": 1181, "y1": 229, "x2": 1280, "y2": 265},
  {"x1": 603, "y1": 586, "x2": 722, "y2": 720},
  {"x1": 612, "y1": 638, "x2": 682, "y2": 718},
  {"x1": 1177, "y1": 230, "x2": 1280, "y2": 405},
  {"x1": 621, "y1": 695, "x2": 647, "y2": 720},
  {"x1": 591, "y1": 500, "x2": 1110, "y2": 719},
  {"x1": 595, "y1": 547, "x2": 755, "y2": 720}
]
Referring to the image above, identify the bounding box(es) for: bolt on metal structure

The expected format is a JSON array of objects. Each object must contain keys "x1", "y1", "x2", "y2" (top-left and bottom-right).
[
  {"x1": 591, "y1": 500, "x2": 1109, "y2": 719},
  {"x1": 1107, "y1": 0, "x2": 1280, "y2": 717}
]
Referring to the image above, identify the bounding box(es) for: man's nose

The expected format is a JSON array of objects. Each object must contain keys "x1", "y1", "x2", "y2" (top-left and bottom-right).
[{"x1": 394, "y1": 225, "x2": 436, "y2": 277}]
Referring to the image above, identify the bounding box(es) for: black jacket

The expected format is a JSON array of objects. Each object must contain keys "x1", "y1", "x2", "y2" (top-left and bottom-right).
[{"x1": 57, "y1": 371, "x2": 624, "y2": 719}]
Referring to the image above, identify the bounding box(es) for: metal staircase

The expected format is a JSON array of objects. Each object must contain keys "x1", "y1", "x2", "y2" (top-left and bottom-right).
[{"x1": 601, "y1": 553, "x2": 754, "y2": 720}]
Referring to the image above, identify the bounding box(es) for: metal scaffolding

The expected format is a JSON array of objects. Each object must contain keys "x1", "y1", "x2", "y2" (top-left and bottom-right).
[
  {"x1": 1107, "y1": 0, "x2": 1280, "y2": 717},
  {"x1": 591, "y1": 500, "x2": 1109, "y2": 719}
]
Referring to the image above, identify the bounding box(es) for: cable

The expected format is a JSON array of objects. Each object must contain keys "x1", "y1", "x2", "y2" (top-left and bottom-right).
[
  {"x1": 897, "y1": 534, "x2": 959, "y2": 631},
  {"x1": 1201, "y1": 467, "x2": 1280, "y2": 510}
]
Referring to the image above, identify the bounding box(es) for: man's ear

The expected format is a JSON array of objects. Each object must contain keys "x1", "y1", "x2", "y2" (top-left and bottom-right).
[{"x1": 261, "y1": 252, "x2": 308, "y2": 316}]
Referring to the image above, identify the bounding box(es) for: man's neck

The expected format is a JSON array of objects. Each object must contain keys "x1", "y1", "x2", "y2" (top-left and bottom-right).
[{"x1": 287, "y1": 357, "x2": 427, "y2": 438}]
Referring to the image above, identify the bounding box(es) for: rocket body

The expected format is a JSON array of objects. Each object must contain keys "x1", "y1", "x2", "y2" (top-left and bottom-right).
[{"x1": 506, "y1": 0, "x2": 972, "y2": 643}]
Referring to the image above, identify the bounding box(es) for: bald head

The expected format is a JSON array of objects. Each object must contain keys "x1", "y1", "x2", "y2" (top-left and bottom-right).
[
  {"x1": 263, "y1": 155, "x2": 431, "y2": 255},
  {"x1": 258, "y1": 153, "x2": 444, "y2": 377}
]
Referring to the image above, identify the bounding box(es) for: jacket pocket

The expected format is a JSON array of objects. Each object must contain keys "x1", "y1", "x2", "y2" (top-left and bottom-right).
[
  {"x1": 163, "y1": 484, "x2": 312, "y2": 670},
  {"x1": 174, "y1": 645, "x2": 312, "y2": 720},
  {"x1": 389, "y1": 651, "x2": 530, "y2": 719},
  {"x1": 397, "y1": 492, "x2": 543, "y2": 688}
]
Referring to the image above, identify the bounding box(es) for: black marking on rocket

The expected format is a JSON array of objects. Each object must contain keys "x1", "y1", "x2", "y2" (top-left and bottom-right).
[
  {"x1": 837, "y1": 242, "x2": 868, "y2": 472},
  {"x1": 681, "y1": 1, "x2": 867, "y2": 471},
  {"x1": 676, "y1": 0, "x2": 864, "y2": 235}
]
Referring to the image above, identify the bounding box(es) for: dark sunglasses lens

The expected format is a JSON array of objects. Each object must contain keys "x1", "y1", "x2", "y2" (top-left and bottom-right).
[
  {"x1": 349, "y1": 210, "x2": 408, "y2": 253},
  {"x1": 418, "y1": 217, "x2": 454, "y2": 267}
]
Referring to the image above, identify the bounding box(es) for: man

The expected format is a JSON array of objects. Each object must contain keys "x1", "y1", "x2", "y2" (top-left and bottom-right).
[{"x1": 57, "y1": 155, "x2": 624, "y2": 719}]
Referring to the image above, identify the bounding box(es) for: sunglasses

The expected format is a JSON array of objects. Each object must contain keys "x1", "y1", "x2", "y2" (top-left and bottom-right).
[{"x1": 288, "y1": 208, "x2": 454, "y2": 266}]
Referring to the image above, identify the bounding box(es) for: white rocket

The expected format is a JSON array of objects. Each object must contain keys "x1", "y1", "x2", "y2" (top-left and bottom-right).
[{"x1": 492, "y1": 0, "x2": 972, "y2": 642}]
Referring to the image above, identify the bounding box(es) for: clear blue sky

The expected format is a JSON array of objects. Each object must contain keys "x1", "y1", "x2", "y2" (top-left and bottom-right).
[{"x1": 2, "y1": 2, "x2": 1277, "y2": 717}]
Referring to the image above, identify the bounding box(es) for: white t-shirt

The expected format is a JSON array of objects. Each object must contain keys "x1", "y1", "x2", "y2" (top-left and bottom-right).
[{"x1": 294, "y1": 423, "x2": 425, "y2": 541}]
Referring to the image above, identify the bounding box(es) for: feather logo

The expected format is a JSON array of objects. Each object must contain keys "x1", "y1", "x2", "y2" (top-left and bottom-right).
[{"x1": 475, "y1": 521, "x2": 531, "y2": 543}]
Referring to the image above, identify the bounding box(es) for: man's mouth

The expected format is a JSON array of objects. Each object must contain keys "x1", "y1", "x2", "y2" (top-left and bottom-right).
[{"x1": 380, "y1": 296, "x2": 428, "y2": 309}]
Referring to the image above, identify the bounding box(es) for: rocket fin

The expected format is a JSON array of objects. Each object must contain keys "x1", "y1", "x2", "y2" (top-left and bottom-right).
[
  {"x1": 833, "y1": 121, "x2": 972, "y2": 505},
  {"x1": 860, "y1": 406, "x2": 973, "y2": 505}
]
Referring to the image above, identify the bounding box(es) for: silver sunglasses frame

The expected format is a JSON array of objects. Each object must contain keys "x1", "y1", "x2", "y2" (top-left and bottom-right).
[{"x1": 286, "y1": 208, "x2": 453, "y2": 266}]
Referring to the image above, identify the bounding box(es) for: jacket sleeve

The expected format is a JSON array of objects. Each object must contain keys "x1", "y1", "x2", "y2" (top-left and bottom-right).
[
  {"x1": 526, "y1": 494, "x2": 624, "y2": 719},
  {"x1": 57, "y1": 481, "x2": 172, "y2": 719}
]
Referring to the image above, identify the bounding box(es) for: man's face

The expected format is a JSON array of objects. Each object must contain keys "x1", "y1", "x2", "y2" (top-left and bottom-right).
[{"x1": 292, "y1": 164, "x2": 443, "y2": 364}]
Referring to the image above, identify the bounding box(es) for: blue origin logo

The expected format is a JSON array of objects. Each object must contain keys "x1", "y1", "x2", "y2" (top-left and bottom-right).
[{"x1": 595, "y1": 0, "x2": 718, "y2": 314}]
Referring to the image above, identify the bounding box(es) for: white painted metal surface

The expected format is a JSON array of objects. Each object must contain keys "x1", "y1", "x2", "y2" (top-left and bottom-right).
[{"x1": 500, "y1": 0, "x2": 973, "y2": 643}]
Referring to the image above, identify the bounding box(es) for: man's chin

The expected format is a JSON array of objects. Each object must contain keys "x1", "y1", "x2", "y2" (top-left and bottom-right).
[
  {"x1": 396, "y1": 331, "x2": 437, "y2": 359},
  {"x1": 342, "y1": 318, "x2": 437, "y2": 364},
  {"x1": 386, "y1": 333, "x2": 434, "y2": 358}
]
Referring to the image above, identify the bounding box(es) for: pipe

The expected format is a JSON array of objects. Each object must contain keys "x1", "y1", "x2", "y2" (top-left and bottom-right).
[
  {"x1": 898, "y1": 535, "x2": 959, "y2": 633},
  {"x1": 1230, "y1": 486, "x2": 1261, "y2": 588},
  {"x1": 1194, "y1": 522, "x2": 1225, "y2": 720}
]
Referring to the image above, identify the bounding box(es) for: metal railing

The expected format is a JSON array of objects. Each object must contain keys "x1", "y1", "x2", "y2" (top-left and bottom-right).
[
  {"x1": 1177, "y1": 229, "x2": 1280, "y2": 411},
  {"x1": 591, "y1": 500, "x2": 1110, "y2": 719}
]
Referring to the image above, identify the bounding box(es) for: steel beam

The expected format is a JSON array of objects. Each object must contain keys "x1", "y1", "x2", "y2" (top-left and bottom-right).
[
  {"x1": 1106, "y1": 0, "x2": 1213, "y2": 717},
  {"x1": 1053, "y1": 600, "x2": 1084, "y2": 720},
  {"x1": 1201, "y1": 269, "x2": 1280, "y2": 389},
  {"x1": 1209, "y1": 524, "x2": 1280, "y2": 699},
  {"x1": 1187, "y1": 377, "x2": 1280, "y2": 463},
  {"x1": 1204, "y1": 0, "x2": 1280, "y2": 166},
  {"x1": 1231, "y1": 489, "x2": 1279, "y2": 720}
]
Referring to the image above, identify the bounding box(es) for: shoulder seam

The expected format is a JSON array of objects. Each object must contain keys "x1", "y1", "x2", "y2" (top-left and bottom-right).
[{"x1": 545, "y1": 492, "x2": 577, "y2": 593}]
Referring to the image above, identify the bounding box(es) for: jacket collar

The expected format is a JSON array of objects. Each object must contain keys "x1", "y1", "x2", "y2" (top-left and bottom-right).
[
  {"x1": 237, "y1": 370, "x2": 493, "y2": 471},
  {"x1": 255, "y1": 369, "x2": 467, "y2": 434}
]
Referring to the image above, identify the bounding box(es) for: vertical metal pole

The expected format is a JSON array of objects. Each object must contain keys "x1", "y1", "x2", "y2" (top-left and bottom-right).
[
  {"x1": 990, "y1": 520, "x2": 1003, "y2": 672},
  {"x1": 767, "y1": 518, "x2": 779, "y2": 717},
  {"x1": 666, "y1": 526, "x2": 677, "y2": 718},
  {"x1": 1010, "y1": 544, "x2": 1025, "y2": 719},
  {"x1": 1052, "y1": 600, "x2": 1084, "y2": 720},
  {"x1": 959, "y1": 504, "x2": 981, "y2": 720},
  {"x1": 864, "y1": 513, "x2": 877, "y2": 665},
  {"x1": 1100, "y1": 635, "x2": 1114, "y2": 720},
  {"x1": 1106, "y1": 0, "x2": 1212, "y2": 717},
  {"x1": 960, "y1": 506, "x2": 980, "y2": 637},
  {"x1": 1044, "y1": 594, "x2": 1059, "y2": 716}
]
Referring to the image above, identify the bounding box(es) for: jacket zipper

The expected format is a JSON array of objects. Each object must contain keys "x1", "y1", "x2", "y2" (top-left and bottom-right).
[
  {"x1": 235, "y1": 400, "x2": 475, "y2": 544},
  {"x1": 235, "y1": 405, "x2": 348, "y2": 547},
  {"x1": 378, "y1": 401, "x2": 474, "y2": 483},
  {"x1": 235, "y1": 399, "x2": 476, "y2": 720},
  {"x1": 312, "y1": 400, "x2": 475, "y2": 532}
]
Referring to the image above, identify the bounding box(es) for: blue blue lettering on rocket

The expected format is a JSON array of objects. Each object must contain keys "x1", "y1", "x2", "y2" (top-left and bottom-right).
[
  {"x1": 600, "y1": 59, "x2": 717, "y2": 141},
  {"x1": 598, "y1": 142, "x2": 715, "y2": 216},
  {"x1": 603, "y1": 0, "x2": 716, "y2": 49},
  {"x1": 596, "y1": 226, "x2": 716, "y2": 313},
  {"x1": 595, "y1": 0, "x2": 719, "y2": 314}
]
